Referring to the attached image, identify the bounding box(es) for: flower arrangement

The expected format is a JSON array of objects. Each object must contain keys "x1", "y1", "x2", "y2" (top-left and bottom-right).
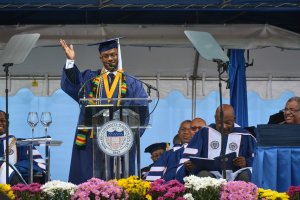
[
  {"x1": 221, "y1": 181, "x2": 258, "y2": 200},
  {"x1": 258, "y1": 188, "x2": 289, "y2": 200},
  {"x1": 183, "y1": 175, "x2": 226, "y2": 200},
  {"x1": 117, "y1": 176, "x2": 151, "y2": 200},
  {"x1": 148, "y1": 179, "x2": 185, "y2": 200},
  {"x1": 71, "y1": 177, "x2": 127, "y2": 200},
  {"x1": 41, "y1": 180, "x2": 77, "y2": 200},
  {"x1": 288, "y1": 186, "x2": 300, "y2": 200},
  {"x1": 6, "y1": 176, "x2": 300, "y2": 200},
  {"x1": 11, "y1": 183, "x2": 43, "y2": 200},
  {"x1": 0, "y1": 184, "x2": 15, "y2": 200}
]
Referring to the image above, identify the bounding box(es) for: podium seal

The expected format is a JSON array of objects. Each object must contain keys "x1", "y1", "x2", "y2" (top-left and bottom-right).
[{"x1": 96, "y1": 120, "x2": 134, "y2": 156}]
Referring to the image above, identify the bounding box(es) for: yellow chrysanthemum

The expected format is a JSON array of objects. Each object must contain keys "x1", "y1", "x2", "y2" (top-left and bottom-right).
[
  {"x1": 274, "y1": 192, "x2": 289, "y2": 200},
  {"x1": 0, "y1": 184, "x2": 15, "y2": 200},
  {"x1": 146, "y1": 194, "x2": 152, "y2": 200},
  {"x1": 117, "y1": 176, "x2": 151, "y2": 198},
  {"x1": 258, "y1": 188, "x2": 290, "y2": 200}
]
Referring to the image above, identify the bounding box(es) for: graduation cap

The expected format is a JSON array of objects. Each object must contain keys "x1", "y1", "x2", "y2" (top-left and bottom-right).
[
  {"x1": 89, "y1": 37, "x2": 125, "y2": 70},
  {"x1": 144, "y1": 142, "x2": 170, "y2": 154},
  {"x1": 88, "y1": 37, "x2": 124, "y2": 52},
  {"x1": 98, "y1": 38, "x2": 118, "y2": 53}
]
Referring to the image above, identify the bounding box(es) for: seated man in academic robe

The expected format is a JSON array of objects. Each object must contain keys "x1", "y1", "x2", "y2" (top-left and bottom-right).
[
  {"x1": 0, "y1": 110, "x2": 46, "y2": 185},
  {"x1": 141, "y1": 142, "x2": 170, "y2": 179},
  {"x1": 146, "y1": 119, "x2": 195, "y2": 181},
  {"x1": 176, "y1": 104, "x2": 257, "y2": 183},
  {"x1": 176, "y1": 118, "x2": 207, "y2": 179},
  {"x1": 146, "y1": 118, "x2": 207, "y2": 182}
]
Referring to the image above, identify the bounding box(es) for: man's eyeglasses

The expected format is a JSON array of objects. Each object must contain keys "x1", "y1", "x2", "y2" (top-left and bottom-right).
[
  {"x1": 281, "y1": 108, "x2": 300, "y2": 113},
  {"x1": 180, "y1": 128, "x2": 191, "y2": 132},
  {"x1": 191, "y1": 126, "x2": 203, "y2": 131}
]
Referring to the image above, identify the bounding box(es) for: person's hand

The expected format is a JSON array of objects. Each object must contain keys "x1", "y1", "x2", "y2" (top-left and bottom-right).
[
  {"x1": 0, "y1": 126, "x2": 5, "y2": 135},
  {"x1": 233, "y1": 156, "x2": 246, "y2": 168},
  {"x1": 184, "y1": 160, "x2": 195, "y2": 172},
  {"x1": 59, "y1": 39, "x2": 75, "y2": 60}
]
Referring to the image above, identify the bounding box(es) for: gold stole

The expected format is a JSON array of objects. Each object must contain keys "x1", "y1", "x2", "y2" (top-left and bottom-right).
[{"x1": 103, "y1": 72, "x2": 121, "y2": 101}]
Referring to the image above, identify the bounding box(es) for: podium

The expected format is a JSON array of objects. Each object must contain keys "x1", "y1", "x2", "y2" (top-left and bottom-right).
[
  {"x1": 252, "y1": 124, "x2": 300, "y2": 192},
  {"x1": 79, "y1": 97, "x2": 150, "y2": 180},
  {"x1": 17, "y1": 138, "x2": 63, "y2": 183}
]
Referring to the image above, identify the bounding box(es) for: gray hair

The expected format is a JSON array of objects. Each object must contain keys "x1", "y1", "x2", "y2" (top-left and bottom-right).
[
  {"x1": 178, "y1": 120, "x2": 192, "y2": 132},
  {"x1": 287, "y1": 96, "x2": 300, "y2": 108}
]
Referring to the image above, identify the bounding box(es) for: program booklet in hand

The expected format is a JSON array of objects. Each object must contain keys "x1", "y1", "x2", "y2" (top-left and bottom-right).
[{"x1": 189, "y1": 152, "x2": 237, "y2": 172}]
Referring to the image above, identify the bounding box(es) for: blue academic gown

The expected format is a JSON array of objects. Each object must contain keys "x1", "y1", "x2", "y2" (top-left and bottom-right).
[
  {"x1": 141, "y1": 163, "x2": 153, "y2": 180},
  {"x1": 146, "y1": 144, "x2": 183, "y2": 181},
  {"x1": 176, "y1": 124, "x2": 256, "y2": 183},
  {"x1": 0, "y1": 135, "x2": 45, "y2": 183},
  {"x1": 61, "y1": 65, "x2": 148, "y2": 184}
]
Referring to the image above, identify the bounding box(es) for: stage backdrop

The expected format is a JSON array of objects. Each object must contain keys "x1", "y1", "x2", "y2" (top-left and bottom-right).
[{"x1": 0, "y1": 88, "x2": 294, "y2": 181}]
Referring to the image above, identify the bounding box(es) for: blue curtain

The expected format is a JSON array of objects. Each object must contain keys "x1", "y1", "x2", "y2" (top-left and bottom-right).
[
  {"x1": 228, "y1": 49, "x2": 248, "y2": 127},
  {"x1": 252, "y1": 147, "x2": 300, "y2": 192}
]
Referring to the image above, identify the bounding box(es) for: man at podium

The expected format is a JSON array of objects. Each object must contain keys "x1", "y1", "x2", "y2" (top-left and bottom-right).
[{"x1": 60, "y1": 38, "x2": 148, "y2": 184}]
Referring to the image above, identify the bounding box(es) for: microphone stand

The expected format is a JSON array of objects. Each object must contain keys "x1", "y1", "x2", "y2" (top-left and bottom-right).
[
  {"x1": 213, "y1": 59, "x2": 228, "y2": 179},
  {"x1": 0, "y1": 33, "x2": 40, "y2": 184},
  {"x1": 183, "y1": 31, "x2": 230, "y2": 179},
  {"x1": 3, "y1": 63, "x2": 13, "y2": 184},
  {"x1": 0, "y1": 158, "x2": 27, "y2": 184},
  {"x1": 146, "y1": 86, "x2": 151, "y2": 97}
]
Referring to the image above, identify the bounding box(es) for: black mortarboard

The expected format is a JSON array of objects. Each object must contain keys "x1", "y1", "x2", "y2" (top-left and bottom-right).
[
  {"x1": 144, "y1": 142, "x2": 170, "y2": 154},
  {"x1": 88, "y1": 37, "x2": 124, "y2": 69},
  {"x1": 95, "y1": 37, "x2": 125, "y2": 53},
  {"x1": 98, "y1": 39, "x2": 118, "y2": 53}
]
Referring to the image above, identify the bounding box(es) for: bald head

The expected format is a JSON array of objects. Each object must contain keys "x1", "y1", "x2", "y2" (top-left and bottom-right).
[
  {"x1": 215, "y1": 104, "x2": 235, "y2": 134},
  {"x1": 191, "y1": 118, "x2": 206, "y2": 137}
]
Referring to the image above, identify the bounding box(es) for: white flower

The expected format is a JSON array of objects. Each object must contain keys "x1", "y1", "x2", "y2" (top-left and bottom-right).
[
  {"x1": 41, "y1": 180, "x2": 77, "y2": 196},
  {"x1": 183, "y1": 175, "x2": 226, "y2": 190},
  {"x1": 183, "y1": 193, "x2": 194, "y2": 200}
]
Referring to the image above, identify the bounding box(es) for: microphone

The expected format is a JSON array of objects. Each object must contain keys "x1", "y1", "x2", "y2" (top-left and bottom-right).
[
  {"x1": 77, "y1": 70, "x2": 108, "y2": 102},
  {"x1": 117, "y1": 71, "x2": 158, "y2": 92},
  {"x1": 116, "y1": 71, "x2": 158, "y2": 99},
  {"x1": 107, "y1": 63, "x2": 118, "y2": 72},
  {"x1": 141, "y1": 81, "x2": 158, "y2": 91}
]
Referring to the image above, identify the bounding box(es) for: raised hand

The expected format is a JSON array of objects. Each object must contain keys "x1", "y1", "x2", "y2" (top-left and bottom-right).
[{"x1": 59, "y1": 39, "x2": 75, "y2": 60}]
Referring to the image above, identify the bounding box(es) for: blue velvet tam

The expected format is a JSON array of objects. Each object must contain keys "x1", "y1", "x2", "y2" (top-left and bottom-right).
[
  {"x1": 98, "y1": 39, "x2": 118, "y2": 53},
  {"x1": 144, "y1": 142, "x2": 170, "y2": 154}
]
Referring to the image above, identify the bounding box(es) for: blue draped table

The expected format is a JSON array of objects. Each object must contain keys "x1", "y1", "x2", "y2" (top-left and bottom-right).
[{"x1": 252, "y1": 147, "x2": 300, "y2": 192}]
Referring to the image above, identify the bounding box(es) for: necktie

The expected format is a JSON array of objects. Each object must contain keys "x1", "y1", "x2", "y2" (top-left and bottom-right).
[{"x1": 108, "y1": 73, "x2": 115, "y2": 87}]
